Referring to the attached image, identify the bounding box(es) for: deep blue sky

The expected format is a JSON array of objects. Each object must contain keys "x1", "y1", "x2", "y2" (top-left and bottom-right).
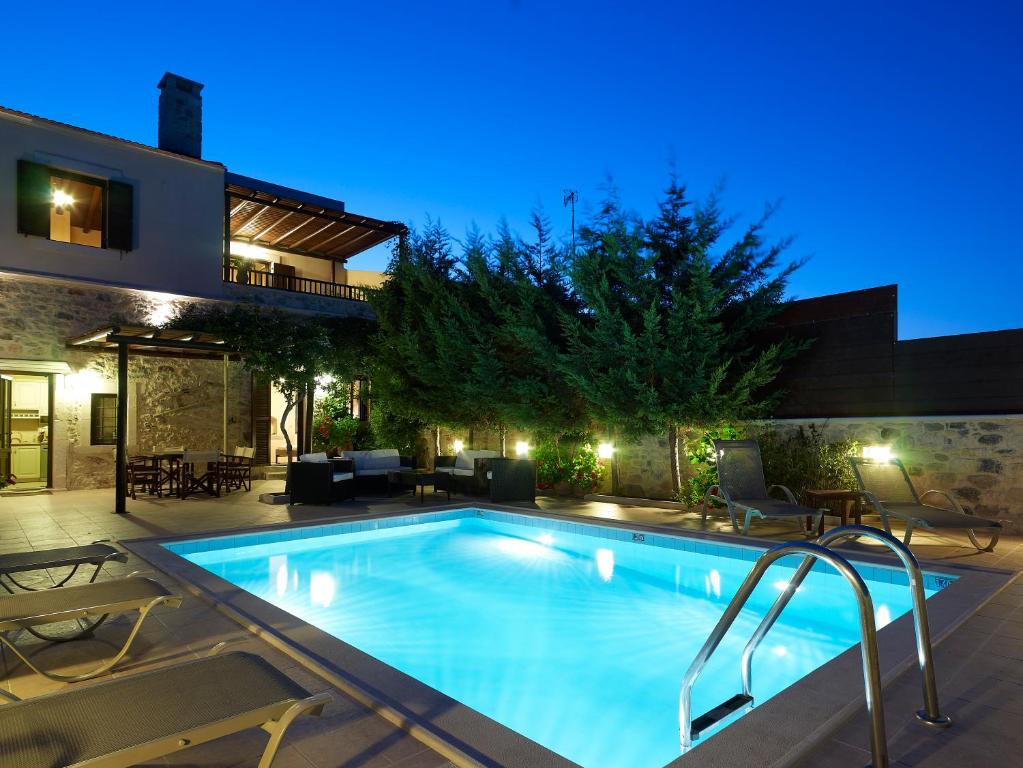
[{"x1": 2, "y1": 1, "x2": 1020, "y2": 338}]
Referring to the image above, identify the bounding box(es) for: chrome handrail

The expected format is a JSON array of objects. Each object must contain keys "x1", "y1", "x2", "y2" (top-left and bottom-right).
[
  {"x1": 679, "y1": 541, "x2": 888, "y2": 768},
  {"x1": 741, "y1": 524, "x2": 951, "y2": 728}
]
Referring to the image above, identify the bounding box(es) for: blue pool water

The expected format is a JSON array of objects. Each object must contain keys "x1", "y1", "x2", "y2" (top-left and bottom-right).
[{"x1": 166, "y1": 510, "x2": 948, "y2": 768}]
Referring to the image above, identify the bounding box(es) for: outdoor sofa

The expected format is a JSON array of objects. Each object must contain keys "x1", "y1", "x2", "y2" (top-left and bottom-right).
[
  {"x1": 342, "y1": 448, "x2": 414, "y2": 494},
  {"x1": 290, "y1": 453, "x2": 355, "y2": 504},
  {"x1": 435, "y1": 449, "x2": 501, "y2": 495},
  {"x1": 0, "y1": 648, "x2": 329, "y2": 768}
]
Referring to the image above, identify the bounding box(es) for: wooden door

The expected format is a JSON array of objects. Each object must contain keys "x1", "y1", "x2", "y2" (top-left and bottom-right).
[{"x1": 251, "y1": 380, "x2": 271, "y2": 465}]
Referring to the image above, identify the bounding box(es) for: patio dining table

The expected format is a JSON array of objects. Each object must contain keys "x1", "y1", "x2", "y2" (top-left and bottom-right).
[{"x1": 136, "y1": 450, "x2": 221, "y2": 498}]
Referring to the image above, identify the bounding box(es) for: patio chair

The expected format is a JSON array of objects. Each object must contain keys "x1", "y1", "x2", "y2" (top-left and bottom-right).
[
  {"x1": 290, "y1": 455, "x2": 355, "y2": 505},
  {"x1": 850, "y1": 457, "x2": 1002, "y2": 551},
  {"x1": 127, "y1": 455, "x2": 162, "y2": 499},
  {"x1": 0, "y1": 541, "x2": 127, "y2": 594},
  {"x1": 0, "y1": 575, "x2": 181, "y2": 682},
  {"x1": 0, "y1": 648, "x2": 330, "y2": 768},
  {"x1": 702, "y1": 439, "x2": 824, "y2": 536},
  {"x1": 220, "y1": 446, "x2": 255, "y2": 491},
  {"x1": 180, "y1": 449, "x2": 222, "y2": 498}
]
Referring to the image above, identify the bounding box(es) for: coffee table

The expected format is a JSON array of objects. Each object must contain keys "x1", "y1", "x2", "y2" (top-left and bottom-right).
[{"x1": 388, "y1": 469, "x2": 448, "y2": 503}]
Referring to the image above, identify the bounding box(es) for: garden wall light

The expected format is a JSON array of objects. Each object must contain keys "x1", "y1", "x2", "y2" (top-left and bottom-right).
[
  {"x1": 453, "y1": 439, "x2": 465, "y2": 453},
  {"x1": 597, "y1": 442, "x2": 614, "y2": 459},
  {"x1": 515, "y1": 441, "x2": 529, "y2": 457},
  {"x1": 862, "y1": 445, "x2": 894, "y2": 462}
]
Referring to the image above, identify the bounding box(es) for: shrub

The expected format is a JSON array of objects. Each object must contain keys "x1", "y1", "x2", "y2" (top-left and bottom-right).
[
  {"x1": 568, "y1": 442, "x2": 606, "y2": 492},
  {"x1": 678, "y1": 423, "x2": 859, "y2": 506},
  {"x1": 534, "y1": 438, "x2": 570, "y2": 489}
]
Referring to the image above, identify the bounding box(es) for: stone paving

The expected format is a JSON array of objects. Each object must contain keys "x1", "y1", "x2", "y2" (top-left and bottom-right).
[{"x1": 0, "y1": 481, "x2": 1020, "y2": 767}]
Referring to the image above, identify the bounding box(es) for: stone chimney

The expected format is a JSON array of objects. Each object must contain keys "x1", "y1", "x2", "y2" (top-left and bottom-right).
[{"x1": 157, "y1": 72, "x2": 204, "y2": 158}]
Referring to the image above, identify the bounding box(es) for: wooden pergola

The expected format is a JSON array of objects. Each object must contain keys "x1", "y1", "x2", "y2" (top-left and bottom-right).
[{"x1": 67, "y1": 325, "x2": 240, "y2": 514}]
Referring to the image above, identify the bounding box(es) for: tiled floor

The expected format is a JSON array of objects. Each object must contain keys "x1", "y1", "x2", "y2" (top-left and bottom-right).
[{"x1": 0, "y1": 482, "x2": 1020, "y2": 767}]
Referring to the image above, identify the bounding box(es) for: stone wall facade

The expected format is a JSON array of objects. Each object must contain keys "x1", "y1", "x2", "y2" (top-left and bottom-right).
[
  {"x1": 768, "y1": 416, "x2": 1023, "y2": 531},
  {"x1": 0, "y1": 272, "x2": 252, "y2": 490},
  {"x1": 607, "y1": 416, "x2": 1023, "y2": 532}
]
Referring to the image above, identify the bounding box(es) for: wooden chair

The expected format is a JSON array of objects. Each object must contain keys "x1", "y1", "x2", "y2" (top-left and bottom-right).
[
  {"x1": 127, "y1": 456, "x2": 161, "y2": 499},
  {"x1": 180, "y1": 450, "x2": 221, "y2": 499},
  {"x1": 220, "y1": 446, "x2": 255, "y2": 492}
]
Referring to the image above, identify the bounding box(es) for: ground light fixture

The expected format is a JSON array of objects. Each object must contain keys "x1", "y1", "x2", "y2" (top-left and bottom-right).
[
  {"x1": 862, "y1": 445, "x2": 894, "y2": 462},
  {"x1": 515, "y1": 441, "x2": 529, "y2": 457},
  {"x1": 597, "y1": 442, "x2": 614, "y2": 459}
]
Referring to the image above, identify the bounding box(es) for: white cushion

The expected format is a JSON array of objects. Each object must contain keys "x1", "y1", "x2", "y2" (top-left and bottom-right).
[
  {"x1": 450, "y1": 468, "x2": 475, "y2": 477},
  {"x1": 332, "y1": 472, "x2": 354, "y2": 482},
  {"x1": 455, "y1": 449, "x2": 500, "y2": 470},
  {"x1": 343, "y1": 448, "x2": 401, "y2": 471},
  {"x1": 435, "y1": 466, "x2": 455, "y2": 474},
  {"x1": 356, "y1": 468, "x2": 393, "y2": 477},
  {"x1": 299, "y1": 452, "x2": 329, "y2": 463}
]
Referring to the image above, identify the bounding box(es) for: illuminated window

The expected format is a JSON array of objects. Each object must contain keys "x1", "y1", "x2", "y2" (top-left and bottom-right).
[
  {"x1": 50, "y1": 173, "x2": 105, "y2": 248},
  {"x1": 90, "y1": 393, "x2": 118, "y2": 445},
  {"x1": 17, "y1": 160, "x2": 134, "y2": 251}
]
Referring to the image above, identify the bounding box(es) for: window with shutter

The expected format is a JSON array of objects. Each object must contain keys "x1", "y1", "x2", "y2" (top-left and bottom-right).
[
  {"x1": 15, "y1": 161, "x2": 134, "y2": 252},
  {"x1": 16, "y1": 160, "x2": 51, "y2": 237}
]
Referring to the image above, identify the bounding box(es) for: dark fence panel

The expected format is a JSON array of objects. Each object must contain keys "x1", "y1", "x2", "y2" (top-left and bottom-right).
[{"x1": 767, "y1": 285, "x2": 1023, "y2": 417}]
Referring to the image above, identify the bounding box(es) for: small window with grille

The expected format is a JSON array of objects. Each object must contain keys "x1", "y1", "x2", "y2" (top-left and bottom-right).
[{"x1": 90, "y1": 393, "x2": 118, "y2": 445}]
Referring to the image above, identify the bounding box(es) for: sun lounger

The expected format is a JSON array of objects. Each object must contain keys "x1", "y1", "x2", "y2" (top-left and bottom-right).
[
  {"x1": 850, "y1": 457, "x2": 1002, "y2": 551},
  {"x1": 703, "y1": 439, "x2": 824, "y2": 536},
  {"x1": 0, "y1": 542, "x2": 127, "y2": 593},
  {"x1": 0, "y1": 575, "x2": 180, "y2": 681},
  {"x1": 0, "y1": 649, "x2": 330, "y2": 768}
]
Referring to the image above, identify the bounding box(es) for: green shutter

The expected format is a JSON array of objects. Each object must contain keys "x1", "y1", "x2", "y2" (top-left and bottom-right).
[
  {"x1": 106, "y1": 180, "x2": 134, "y2": 251},
  {"x1": 16, "y1": 160, "x2": 51, "y2": 237}
]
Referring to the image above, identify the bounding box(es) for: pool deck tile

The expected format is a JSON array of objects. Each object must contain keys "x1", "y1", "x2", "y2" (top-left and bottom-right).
[{"x1": 0, "y1": 481, "x2": 1020, "y2": 767}]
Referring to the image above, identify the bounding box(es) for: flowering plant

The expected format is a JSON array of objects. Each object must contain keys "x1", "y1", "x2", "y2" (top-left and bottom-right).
[{"x1": 568, "y1": 443, "x2": 606, "y2": 492}]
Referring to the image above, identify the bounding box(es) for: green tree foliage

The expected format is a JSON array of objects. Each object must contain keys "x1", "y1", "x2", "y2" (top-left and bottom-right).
[
  {"x1": 563, "y1": 177, "x2": 802, "y2": 494},
  {"x1": 168, "y1": 304, "x2": 371, "y2": 473}
]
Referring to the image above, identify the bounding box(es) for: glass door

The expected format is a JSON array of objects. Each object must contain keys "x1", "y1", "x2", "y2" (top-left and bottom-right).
[{"x1": 0, "y1": 375, "x2": 11, "y2": 486}]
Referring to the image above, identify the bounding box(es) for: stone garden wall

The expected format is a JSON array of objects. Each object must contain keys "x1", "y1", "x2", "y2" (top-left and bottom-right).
[
  {"x1": 610, "y1": 416, "x2": 1023, "y2": 532},
  {"x1": 0, "y1": 273, "x2": 251, "y2": 490}
]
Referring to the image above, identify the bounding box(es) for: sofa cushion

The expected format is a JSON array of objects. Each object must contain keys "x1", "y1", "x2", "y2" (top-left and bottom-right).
[
  {"x1": 356, "y1": 468, "x2": 394, "y2": 477},
  {"x1": 332, "y1": 472, "x2": 354, "y2": 482},
  {"x1": 343, "y1": 448, "x2": 401, "y2": 472},
  {"x1": 450, "y1": 468, "x2": 475, "y2": 477},
  {"x1": 455, "y1": 449, "x2": 500, "y2": 470},
  {"x1": 299, "y1": 452, "x2": 329, "y2": 463},
  {"x1": 435, "y1": 466, "x2": 455, "y2": 474}
]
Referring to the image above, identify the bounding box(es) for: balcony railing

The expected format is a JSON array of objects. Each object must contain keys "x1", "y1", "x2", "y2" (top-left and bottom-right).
[{"x1": 224, "y1": 266, "x2": 367, "y2": 302}]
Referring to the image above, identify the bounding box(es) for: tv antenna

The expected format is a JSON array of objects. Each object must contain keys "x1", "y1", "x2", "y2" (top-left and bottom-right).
[{"x1": 563, "y1": 189, "x2": 578, "y2": 256}]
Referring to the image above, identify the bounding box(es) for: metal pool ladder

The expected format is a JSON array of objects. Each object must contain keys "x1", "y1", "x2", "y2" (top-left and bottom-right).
[{"x1": 679, "y1": 524, "x2": 951, "y2": 768}]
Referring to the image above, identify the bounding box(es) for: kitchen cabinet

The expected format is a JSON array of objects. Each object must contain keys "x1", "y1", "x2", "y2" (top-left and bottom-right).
[
  {"x1": 11, "y1": 380, "x2": 47, "y2": 412},
  {"x1": 12, "y1": 445, "x2": 41, "y2": 480}
]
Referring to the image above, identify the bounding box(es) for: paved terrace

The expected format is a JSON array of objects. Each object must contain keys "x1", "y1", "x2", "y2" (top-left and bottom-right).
[{"x1": 0, "y1": 482, "x2": 1019, "y2": 768}]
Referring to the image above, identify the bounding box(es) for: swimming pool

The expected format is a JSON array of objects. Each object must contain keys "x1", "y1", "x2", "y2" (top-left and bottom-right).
[{"x1": 163, "y1": 508, "x2": 953, "y2": 768}]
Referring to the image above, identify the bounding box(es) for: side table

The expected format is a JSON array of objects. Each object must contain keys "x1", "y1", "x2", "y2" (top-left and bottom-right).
[{"x1": 803, "y1": 489, "x2": 865, "y2": 536}]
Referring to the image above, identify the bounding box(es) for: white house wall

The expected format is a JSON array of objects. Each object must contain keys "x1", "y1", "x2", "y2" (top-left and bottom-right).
[{"x1": 0, "y1": 111, "x2": 225, "y2": 298}]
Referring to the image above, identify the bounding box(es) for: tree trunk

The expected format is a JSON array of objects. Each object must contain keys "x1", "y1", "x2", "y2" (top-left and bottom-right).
[
  {"x1": 500, "y1": 425, "x2": 507, "y2": 457},
  {"x1": 281, "y1": 396, "x2": 297, "y2": 493},
  {"x1": 434, "y1": 426, "x2": 441, "y2": 458},
  {"x1": 668, "y1": 423, "x2": 681, "y2": 498}
]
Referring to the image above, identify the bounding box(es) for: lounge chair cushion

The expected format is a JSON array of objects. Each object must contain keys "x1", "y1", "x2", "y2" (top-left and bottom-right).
[
  {"x1": 0, "y1": 544, "x2": 124, "y2": 575},
  {"x1": 0, "y1": 652, "x2": 311, "y2": 768},
  {"x1": 298, "y1": 452, "x2": 329, "y2": 463},
  {"x1": 455, "y1": 449, "x2": 499, "y2": 470},
  {"x1": 0, "y1": 576, "x2": 172, "y2": 630},
  {"x1": 332, "y1": 472, "x2": 354, "y2": 482},
  {"x1": 885, "y1": 503, "x2": 1001, "y2": 529}
]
